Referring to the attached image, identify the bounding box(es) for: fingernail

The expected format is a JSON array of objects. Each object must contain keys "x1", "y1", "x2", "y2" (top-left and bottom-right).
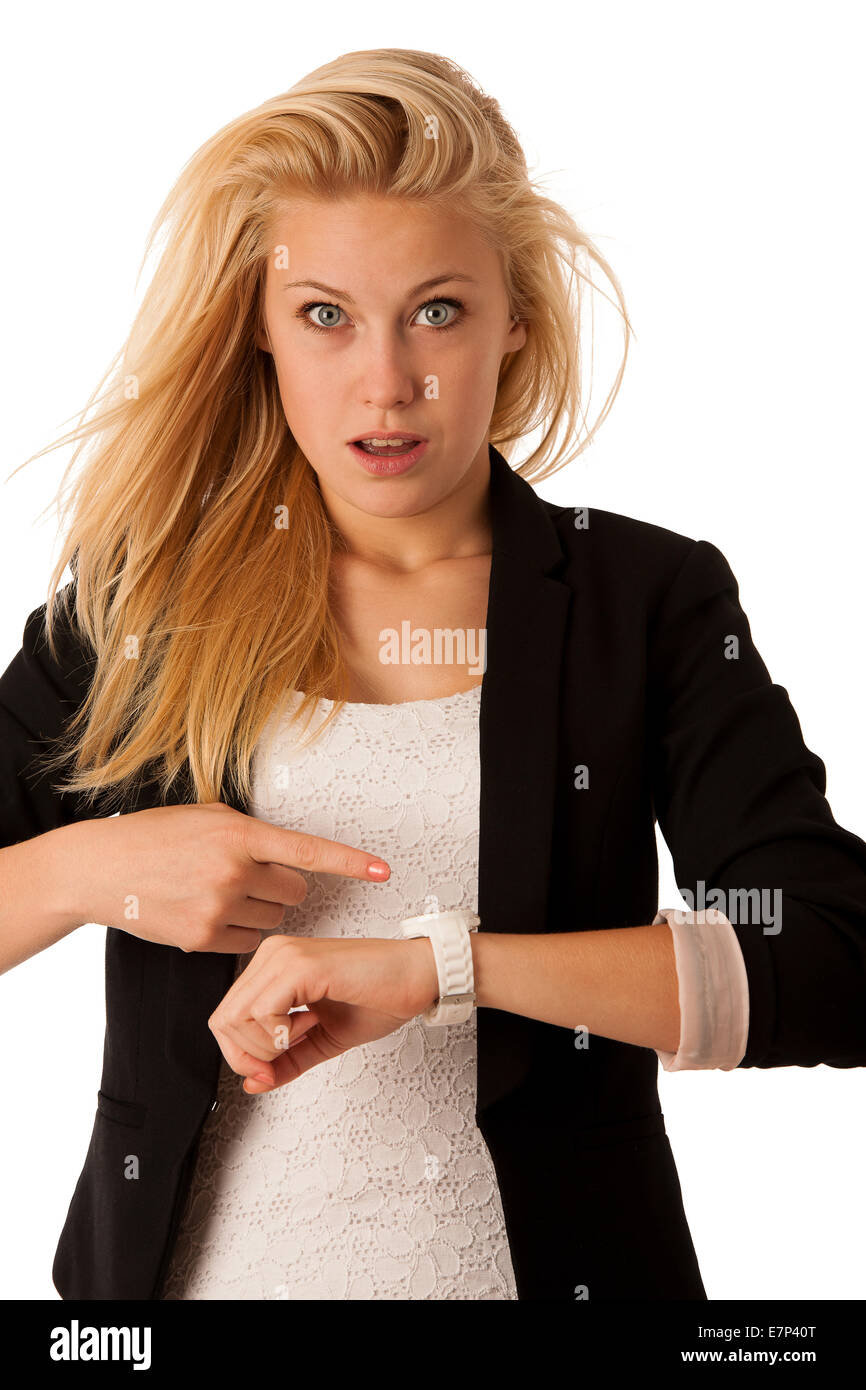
[
  {"x1": 368, "y1": 861, "x2": 389, "y2": 879},
  {"x1": 253, "y1": 1072, "x2": 273, "y2": 1085}
]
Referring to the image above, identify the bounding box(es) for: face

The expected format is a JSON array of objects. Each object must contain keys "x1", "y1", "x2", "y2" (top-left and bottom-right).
[{"x1": 256, "y1": 193, "x2": 526, "y2": 532}]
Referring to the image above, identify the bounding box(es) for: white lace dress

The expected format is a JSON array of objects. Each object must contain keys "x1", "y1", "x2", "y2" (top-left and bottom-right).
[{"x1": 159, "y1": 683, "x2": 519, "y2": 1300}]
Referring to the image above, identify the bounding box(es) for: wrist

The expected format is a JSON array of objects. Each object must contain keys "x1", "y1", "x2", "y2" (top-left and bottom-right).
[
  {"x1": 47, "y1": 819, "x2": 94, "y2": 931},
  {"x1": 469, "y1": 930, "x2": 490, "y2": 1009},
  {"x1": 408, "y1": 935, "x2": 439, "y2": 1013},
  {"x1": 400, "y1": 910, "x2": 481, "y2": 1024}
]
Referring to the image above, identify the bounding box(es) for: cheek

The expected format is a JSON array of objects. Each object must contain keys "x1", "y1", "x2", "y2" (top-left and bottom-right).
[
  {"x1": 441, "y1": 353, "x2": 500, "y2": 419},
  {"x1": 446, "y1": 343, "x2": 500, "y2": 389},
  {"x1": 274, "y1": 364, "x2": 326, "y2": 433}
]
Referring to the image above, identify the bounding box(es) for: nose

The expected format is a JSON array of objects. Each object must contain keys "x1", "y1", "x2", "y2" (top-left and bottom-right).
[{"x1": 358, "y1": 332, "x2": 416, "y2": 411}]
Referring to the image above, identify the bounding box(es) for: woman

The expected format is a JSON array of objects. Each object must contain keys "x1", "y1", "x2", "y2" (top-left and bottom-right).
[{"x1": 2, "y1": 48, "x2": 865, "y2": 1301}]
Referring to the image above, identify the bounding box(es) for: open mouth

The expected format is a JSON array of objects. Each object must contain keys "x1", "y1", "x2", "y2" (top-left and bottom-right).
[{"x1": 351, "y1": 435, "x2": 427, "y2": 457}]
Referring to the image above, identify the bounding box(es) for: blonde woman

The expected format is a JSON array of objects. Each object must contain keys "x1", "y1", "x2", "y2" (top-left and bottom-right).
[{"x1": 2, "y1": 48, "x2": 865, "y2": 1302}]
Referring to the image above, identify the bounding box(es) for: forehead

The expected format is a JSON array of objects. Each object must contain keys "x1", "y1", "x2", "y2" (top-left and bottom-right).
[{"x1": 266, "y1": 194, "x2": 502, "y2": 286}]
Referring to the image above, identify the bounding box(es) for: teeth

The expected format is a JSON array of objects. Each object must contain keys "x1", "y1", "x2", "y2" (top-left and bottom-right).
[{"x1": 357, "y1": 437, "x2": 415, "y2": 448}]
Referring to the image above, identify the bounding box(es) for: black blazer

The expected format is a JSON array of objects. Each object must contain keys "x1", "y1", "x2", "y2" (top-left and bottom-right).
[{"x1": 3, "y1": 444, "x2": 865, "y2": 1301}]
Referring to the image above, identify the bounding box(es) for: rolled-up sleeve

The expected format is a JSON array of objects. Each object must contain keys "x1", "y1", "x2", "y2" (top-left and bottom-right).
[
  {"x1": 654, "y1": 908, "x2": 749, "y2": 1071},
  {"x1": 649, "y1": 539, "x2": 866, "y2": 1069}
]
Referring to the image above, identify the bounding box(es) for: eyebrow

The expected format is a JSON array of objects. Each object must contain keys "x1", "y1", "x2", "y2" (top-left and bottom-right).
[{"x1": 281, "y1": 272, "x2": 479, "y2": 304}]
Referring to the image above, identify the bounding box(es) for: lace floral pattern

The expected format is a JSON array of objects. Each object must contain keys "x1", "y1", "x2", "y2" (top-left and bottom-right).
[{"x1": 160, "y1": 684, "x2": 518, "y2": 1300}]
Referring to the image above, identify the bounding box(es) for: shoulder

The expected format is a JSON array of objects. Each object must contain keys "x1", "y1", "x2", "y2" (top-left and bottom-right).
[
  {"x1": 3, "y1": 580, "x2": 95, "y2": 709},
  {"x1": 537, "y1": 496, "x2": 740, "y2": 620},
  {"x1": 541, "y1": 496, "x2": 695, "y2": 580}
]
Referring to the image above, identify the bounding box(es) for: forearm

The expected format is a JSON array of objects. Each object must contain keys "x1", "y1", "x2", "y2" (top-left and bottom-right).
[
  {"x1": 470, "y1": 924, "x2": 680, "y2": 1053},
  {"x1": 0, "y1": 822, "x2": 87, "y2": 974}
]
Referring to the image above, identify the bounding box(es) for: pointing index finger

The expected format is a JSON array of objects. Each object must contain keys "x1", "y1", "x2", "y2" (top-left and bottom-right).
[{"x1": 249, "y1": 820, "x2": 390, "y2": 881}]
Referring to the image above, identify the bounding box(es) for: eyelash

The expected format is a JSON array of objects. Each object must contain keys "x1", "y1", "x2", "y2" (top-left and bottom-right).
[{"x1": 295, "y1": 296, "x2": 467, "y2": 335}]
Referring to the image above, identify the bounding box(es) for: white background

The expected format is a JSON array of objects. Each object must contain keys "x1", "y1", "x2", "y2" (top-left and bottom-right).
[{"x1": 1, "y1": 0, "x2": 863, "y2": 1301}]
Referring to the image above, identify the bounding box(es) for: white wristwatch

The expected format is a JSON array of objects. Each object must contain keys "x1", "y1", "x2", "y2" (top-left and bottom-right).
[{"x1": 400, "y1": 909, "x2": 480, "y2": 1025}]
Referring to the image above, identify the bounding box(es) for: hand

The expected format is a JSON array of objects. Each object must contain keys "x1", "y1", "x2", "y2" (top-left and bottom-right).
[
  {"x1": 207, "y1": 932, "x2": 440, "y2": 1094},
  {"x1": 63, "y1": 801, "x2": 391, "y2": 954}
]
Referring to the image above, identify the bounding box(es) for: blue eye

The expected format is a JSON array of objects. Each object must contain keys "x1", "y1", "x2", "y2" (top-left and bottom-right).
[
  {"x1": 296, "y1": 296, "x2": 467, "y2": 335},
  {"x1": 410, "y1": 299, "x2": 463, "y2": 329},
  {"x1": 301, "y1": 303, "x2": 346, "y2": 331}
]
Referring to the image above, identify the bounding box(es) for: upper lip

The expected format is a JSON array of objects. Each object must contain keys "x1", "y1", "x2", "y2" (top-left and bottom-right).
[{"x1": 349, "y1": 430, "x2": 428, "y2": 444}]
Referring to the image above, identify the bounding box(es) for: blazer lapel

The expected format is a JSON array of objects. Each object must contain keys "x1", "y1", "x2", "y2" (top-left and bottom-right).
[
  {"x1": 475, "y1": 445, "x2": 571, "y2": 1115},
  {"x1": 161, "y1": 444, "x2": 572, "y2": 1119}
]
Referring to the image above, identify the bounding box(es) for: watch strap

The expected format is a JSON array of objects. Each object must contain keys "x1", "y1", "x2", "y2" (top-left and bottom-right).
[{"x1": 400, "y1": 910, "x2": 480, "y2": 1025}]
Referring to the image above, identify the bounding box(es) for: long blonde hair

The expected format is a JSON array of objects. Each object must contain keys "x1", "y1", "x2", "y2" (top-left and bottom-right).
[{"x1": 15, "y1": 48, "x2": 631, "y2": 816}]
